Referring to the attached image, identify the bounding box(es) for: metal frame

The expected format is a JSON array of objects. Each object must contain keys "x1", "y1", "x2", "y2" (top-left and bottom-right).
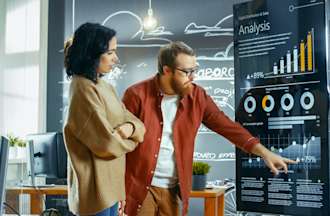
[{"x1": 0, "y1": 137, "x2": 10, "y2": 216}]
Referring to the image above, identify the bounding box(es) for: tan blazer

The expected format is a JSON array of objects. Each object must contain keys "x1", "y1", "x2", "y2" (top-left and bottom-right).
[{"x1": 63, "y1": 75, "x2": 145, "y2": 215}]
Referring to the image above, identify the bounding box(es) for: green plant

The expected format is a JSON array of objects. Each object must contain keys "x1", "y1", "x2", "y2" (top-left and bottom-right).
[
  {"x1": 192, "y1": 161, "x2": 211, "y2": 175},
  {"x1": 7, "y1": 134, "x2": 27, "y2": 147}
]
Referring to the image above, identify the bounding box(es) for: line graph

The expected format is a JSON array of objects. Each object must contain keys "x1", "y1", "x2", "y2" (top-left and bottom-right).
[{"x1": 241, "y1": 134, "x2": 320, "y2": 170}]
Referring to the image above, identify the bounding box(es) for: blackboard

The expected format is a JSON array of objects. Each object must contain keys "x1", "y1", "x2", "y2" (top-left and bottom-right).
[{"x1": 47, "y1": 0, "x2": 250, "y2": 215}]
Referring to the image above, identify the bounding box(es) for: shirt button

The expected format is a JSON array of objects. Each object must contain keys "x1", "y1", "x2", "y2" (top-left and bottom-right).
[
  {"x1": 138, "y1": 204, "x2": 142, "y2": 208},
  {"x1": 157, "y1": 138, "x2": 161, "y2": 141},
  {"x1": 146, "y1": 186, "x2": 150, "y2": 190},
  {"x1": 151, "y1": 170, "x2": 154, "y2": 174},
  {"x1": 160, "y1": 122, "x2": 163, "y2": 125},
  {"x1": 155, "y1": 154, "x2": 158, "y2": 158}
]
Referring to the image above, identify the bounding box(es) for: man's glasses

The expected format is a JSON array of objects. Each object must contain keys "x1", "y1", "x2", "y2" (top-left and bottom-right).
[{"x1": 175, "y1": 66, "x2": 199, "y2": 77}]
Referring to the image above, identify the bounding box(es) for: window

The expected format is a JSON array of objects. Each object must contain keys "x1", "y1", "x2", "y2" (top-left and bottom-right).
[{"x1": 0, "y1": 0, "x2": 47, "y2": 137}]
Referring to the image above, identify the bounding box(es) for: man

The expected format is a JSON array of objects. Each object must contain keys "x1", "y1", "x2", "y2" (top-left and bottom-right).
[{"x1": 122, "y1": 41, "x2": 296, "y2": 216}]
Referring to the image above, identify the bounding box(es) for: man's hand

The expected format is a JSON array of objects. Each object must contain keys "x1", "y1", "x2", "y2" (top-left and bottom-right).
[
  {"x1": 251, "y1": 143, "x2": 297, "y2": 175},
  {"x1": 115, "y1": 123, "x2": 134, "y2": 139}
]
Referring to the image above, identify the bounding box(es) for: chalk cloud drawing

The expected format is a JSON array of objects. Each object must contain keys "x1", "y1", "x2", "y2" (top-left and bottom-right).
[
  {"x1": 197, "y1": 42, "x2": 234, "y2": 61},
  {"x1": 102, "y1": 11, "x2": 173, "y2": 47},
  {"x1": 184, "y1": 14, "x2": 233, "y2": 37}
]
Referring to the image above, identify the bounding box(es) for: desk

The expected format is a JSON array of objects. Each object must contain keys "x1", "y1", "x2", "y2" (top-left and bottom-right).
[
  {"x1": 4, "y1": 215, "x2": 39, "y2": 216},
  {"x1": 6, "y1": 186, "x2": 67, "y2": 214},
  {"x1": 7, "y1": 186, "x2": 226, "y2": 216},
  {"x1": 190, "y1": 187, "x2": 226, "y2": 216}
]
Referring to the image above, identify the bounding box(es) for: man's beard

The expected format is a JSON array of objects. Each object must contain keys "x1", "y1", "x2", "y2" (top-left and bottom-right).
[{"x1": 170, "y1": 77, "x2": 193, "y2": 96}]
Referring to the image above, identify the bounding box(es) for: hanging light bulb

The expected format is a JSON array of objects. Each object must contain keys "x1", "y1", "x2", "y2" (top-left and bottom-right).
[{"x1": 143, "y1": 0, "x2": 157, "y2": 31}]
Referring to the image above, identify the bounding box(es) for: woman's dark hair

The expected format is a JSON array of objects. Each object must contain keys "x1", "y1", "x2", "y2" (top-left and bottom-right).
[{"x1": 64, "y1": 23, "x2": 116, "y2": 82}]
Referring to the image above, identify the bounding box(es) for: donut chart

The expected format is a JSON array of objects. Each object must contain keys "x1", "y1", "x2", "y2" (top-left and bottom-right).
[
  {"x1": 262, "y1": 95, "x2": 275, "y2": 112},
  {"x1": 244, "y1": 96, "x2": 257, "y2": 113},
  {"x1": 245, "y1": 92, "x2": 315, "y2": 113},
  {"x1": 281, "y1": 93, "x2": 294, "y2": 111},
  {"x1": 300, "y1": 91, "x2": 315, "y2": 110}
]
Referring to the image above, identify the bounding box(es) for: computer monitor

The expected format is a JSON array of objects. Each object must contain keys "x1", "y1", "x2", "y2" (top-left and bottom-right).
[
  {"x1": 26, "y1": 132, "x2": 67, "y2": 186},
  {"x1": 55, "y1": 133, "x2": 67, "y2": 179},
  {"x1": 0, "y1": 136, "x2": 10, "y2": 216}
]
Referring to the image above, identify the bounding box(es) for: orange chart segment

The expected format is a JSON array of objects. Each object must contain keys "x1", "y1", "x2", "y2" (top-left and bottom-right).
[{"x1": 262, "y1": 95, "x2": 275, "y2": 112}]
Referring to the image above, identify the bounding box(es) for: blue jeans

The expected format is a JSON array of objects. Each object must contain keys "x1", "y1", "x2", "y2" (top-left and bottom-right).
[{"x1": 95, "y1": 203, "x2": 118, "y2": 216}]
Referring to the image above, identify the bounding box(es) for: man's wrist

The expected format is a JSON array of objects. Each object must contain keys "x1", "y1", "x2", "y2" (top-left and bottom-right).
[{"x1": 251, "y1": 143, "x2": 268, "y2": 158}]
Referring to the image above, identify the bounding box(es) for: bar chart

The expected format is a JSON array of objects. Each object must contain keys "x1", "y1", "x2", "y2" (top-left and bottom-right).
[{"x1": 272, "y1": 29, "x2": 315, "y2": 76}]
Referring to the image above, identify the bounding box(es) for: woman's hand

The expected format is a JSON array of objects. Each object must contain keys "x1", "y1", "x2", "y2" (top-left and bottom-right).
[
  {"x1": 115, "y1": 123, "x2": 134, "y2": 139},
  {"x1": 118, "y1": 200, "x2": 126, "y2": 216}
]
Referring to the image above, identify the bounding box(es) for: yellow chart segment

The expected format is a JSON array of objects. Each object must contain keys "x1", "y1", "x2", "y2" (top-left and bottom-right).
[
  {"x1": 300, "y1": 41, "x2": 306, "y2": 72},
  {"x1": 262, "y1": 96, "x2": 269, "y2": 109},
  {"x1": 307, "y1": 32, "x2": 313, "y2": 71},
  {"x1": 262, "y1": 95, "x2": 275, "y2": 112}
]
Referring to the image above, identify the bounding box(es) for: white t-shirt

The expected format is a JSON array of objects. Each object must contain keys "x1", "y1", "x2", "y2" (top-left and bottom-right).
[{"x1": 151, "y1": 94, "x2": 179, "y2": 188}]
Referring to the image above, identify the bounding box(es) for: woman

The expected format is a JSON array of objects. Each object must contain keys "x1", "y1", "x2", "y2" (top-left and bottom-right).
[{"x1": 63, "y1": 23, "x2": 145, "y2": 216}]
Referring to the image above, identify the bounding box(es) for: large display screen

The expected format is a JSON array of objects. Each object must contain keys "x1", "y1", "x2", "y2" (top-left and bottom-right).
[{"x1": 234, "y1": 0, "x2": 329, "y2": 215}]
